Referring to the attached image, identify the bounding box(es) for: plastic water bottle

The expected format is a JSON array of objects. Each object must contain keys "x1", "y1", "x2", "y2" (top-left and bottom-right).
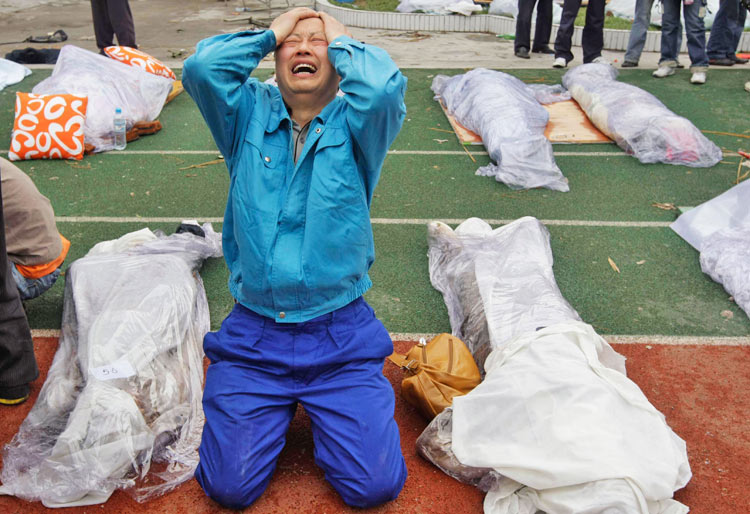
[{"x1": 113, "y1": 108, "x2": 127, "y2": 150}]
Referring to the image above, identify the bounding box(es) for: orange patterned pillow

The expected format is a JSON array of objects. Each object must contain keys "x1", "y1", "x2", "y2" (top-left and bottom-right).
[
  {"x1": 103, "y1": 46, "x2": 176, "y2": 80},
  {"x1": 10, "y1": 93, "x2": 88, "y2": 161}
]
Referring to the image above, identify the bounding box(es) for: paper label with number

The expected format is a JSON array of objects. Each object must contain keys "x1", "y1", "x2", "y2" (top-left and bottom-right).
[{"x1": 90, "y1": 359, "x2": 136, "y2": 381}]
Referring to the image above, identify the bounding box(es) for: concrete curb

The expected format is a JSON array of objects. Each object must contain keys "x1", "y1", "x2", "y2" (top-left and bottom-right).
[{"x1": 314, "y1": 0, "x2": 750, "y2": 52}]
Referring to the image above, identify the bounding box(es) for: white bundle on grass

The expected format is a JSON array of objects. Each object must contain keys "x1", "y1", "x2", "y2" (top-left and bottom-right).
[
  {"x1": 432, "y1": 69, "x2": 569, "y2": 192},
  {"x1": 563, "y1": 63, "x2": 722, "y2": 167}
]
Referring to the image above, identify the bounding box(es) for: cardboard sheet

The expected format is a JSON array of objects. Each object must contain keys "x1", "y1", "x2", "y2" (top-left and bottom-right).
[{"x1": 439, "y1": 99, "x2": 611, "y2": 145}]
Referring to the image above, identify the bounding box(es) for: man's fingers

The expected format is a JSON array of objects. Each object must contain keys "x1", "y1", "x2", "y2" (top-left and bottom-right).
[
  {"x1": 319, "y1": 12, "x2": 351, "y2": 40},
  {"x1": 270, "y1": 7, "x2": 320, "y2": 44}
]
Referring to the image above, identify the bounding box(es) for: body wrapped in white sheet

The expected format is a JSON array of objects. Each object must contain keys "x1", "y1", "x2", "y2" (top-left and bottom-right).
[
  {"x1": 431, "y1": 70, "x2": 569, "y2": 191},
  {"x1": 563, "y1": 63, "x2": 721, "y2": 167},
  {"x1": 0, "y1": 225, "x2": 222, "y2": 507}
]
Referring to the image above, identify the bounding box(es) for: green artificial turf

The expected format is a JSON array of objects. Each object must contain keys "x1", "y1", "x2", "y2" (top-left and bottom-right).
[{"x1": 5, "y1": 67, "x2": 750, "y2": 336}]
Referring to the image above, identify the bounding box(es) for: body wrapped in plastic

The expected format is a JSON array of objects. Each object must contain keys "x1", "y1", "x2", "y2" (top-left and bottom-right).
[
  {"x1": 32, "y1": 45, "x2": 173, "y2": 153},
  {"x1": 700, "y1": 227, "x2": 750, "y2": 319},
  {"x1": 427, "y1": 216, "x2": 581, "y2": 373},
  {"x1": 431, "y1": 70, "x2": 569, "y2": 192},
  {"x1": 420, "y1": 217, "x2": 691, "y2": 514},
  {"x1": 562, "y1": 63, "x2": 722, "y2": 167},
  {"x1": 0, "y1": 224, "x2": 222, "y2": 507}
]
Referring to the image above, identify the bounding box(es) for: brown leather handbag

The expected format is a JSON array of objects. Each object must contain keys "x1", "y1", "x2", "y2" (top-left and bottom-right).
[{"x1": 389, "y1": 333, "x2": 481, "y2": 419}]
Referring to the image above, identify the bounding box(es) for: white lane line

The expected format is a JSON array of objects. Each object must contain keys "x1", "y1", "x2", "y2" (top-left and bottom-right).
[
  {"x1": 390, "y1": 333, "x2": 750, "y2": 346},
  {"x1": 55, "y1": 216, "x2": 672, "y2": 227},
  {"x1": 56, "y1": 216, "x2": 224, "y2": 223},
  {"x1": 32, "y1": 329, "x2": 750, "y2": 346}
]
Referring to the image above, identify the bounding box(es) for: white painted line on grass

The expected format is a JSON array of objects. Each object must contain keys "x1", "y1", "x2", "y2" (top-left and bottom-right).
[
  {"x1": 390, "y1": 332, "x2": 750, "y2": 346},
  {"x1": 31, "y1": 329, "x2": 750, "y2": 346},
  {"x1": 55, "y1": 216, "x2": 672, "y2": 227}
]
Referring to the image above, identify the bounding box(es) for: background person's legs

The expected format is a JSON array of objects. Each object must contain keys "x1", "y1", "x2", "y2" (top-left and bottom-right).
[
  {"x1": 531, "y1": 0, "x2": 553, "y2": 52},
  {"x1": 106, "y1": 0, "x2": 136, "y2": 48},
  {"x1": 623, "y1": 0, "x2": 655, "y2": 64},
  {"x1": 554, "y1": 0, "x2": 582, "y2": 63},
  {"x1": 581, "y1": 0, "x2": 606, "y2": 62},
  {"x1": 683, "y1": 0, "x2": 709, "y2": 69},
  {"x1": 515, "y1": 0, "x2": 536, "y2": 54},
  {"x1": 90, "y1": 0, "x2": 115, "y2": 52}
]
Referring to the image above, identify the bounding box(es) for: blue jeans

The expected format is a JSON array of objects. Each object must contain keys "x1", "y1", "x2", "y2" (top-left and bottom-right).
[
  {"x1": 10, "y1": 263, "x2": 61, "y2": 301},
  {"x1": 195, "y1": 297, "x2": 407, "y2": 509},
  {"x1": 624, "y1": 0, "x2": 683, "y2": 63},
  {"x1": 659, "y1": 0, "x2": 709, "y2": 69},
  {"x1": 706, "y1": 0, "x2": 747, "y2": 59}
]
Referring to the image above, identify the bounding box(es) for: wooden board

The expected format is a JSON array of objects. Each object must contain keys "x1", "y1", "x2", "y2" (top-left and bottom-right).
[{"x1": 439, "y1": 98, "x2": 611, "y2": 145}]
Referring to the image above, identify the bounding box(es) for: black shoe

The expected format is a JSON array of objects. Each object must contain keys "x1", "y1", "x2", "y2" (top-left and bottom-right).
[
  {"x1": 730, "y1": 54, "x2": 748, "y2": 64},
  {"x1": 709, "y1": 57, "x2": 735, "y2": 66},
  {"x1": 515, "y1": 47, "x2": 530, "y2": 59},
  {"x1": 620, "y1": 60, "x2": 638, "y2": 68},
  {"x1": 532, "y1": 46, "x2": 555, "y2": 54},
  {"x1": 0, "y1": 383, "x2": 30, "y2": 406}
]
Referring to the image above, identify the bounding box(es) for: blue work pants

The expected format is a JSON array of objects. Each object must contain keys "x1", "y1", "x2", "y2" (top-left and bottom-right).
[{"x1": 195, "y1": 297, "x2": 407, "y2": 509}]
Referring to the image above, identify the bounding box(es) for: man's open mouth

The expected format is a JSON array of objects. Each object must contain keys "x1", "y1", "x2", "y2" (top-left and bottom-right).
[{"x1": 292, "y1": 63, "x2": 318, "y2": 76}]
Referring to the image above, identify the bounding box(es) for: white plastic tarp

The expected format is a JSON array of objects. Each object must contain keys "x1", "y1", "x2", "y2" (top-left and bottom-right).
[
  {"x1": 397, "y1": 0, "x2": 482, "y2": 15},
  {"x1": 0, "y1": 225, "x2": 222, "y2": 507},
  {"x1": 32, "y1": 45, "x2": 173, "y2": 153},
  {"x1": 432, "y1": 70, "x2": 569, "y2": 192},
  {"x1": 670, "y1": 178, "x2": 750, "y2": 250},
  {"x1": 563, "y1": 63, "x2": 722, "y2": 167},
  {"x1": 0, "y1": 58, "x2": 30, "y2": 91}
]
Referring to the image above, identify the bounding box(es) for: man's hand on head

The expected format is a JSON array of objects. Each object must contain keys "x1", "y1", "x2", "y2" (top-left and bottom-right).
[
  {"x1": 270, "y1": 7, "x2": 320, "y2": 46},
  {"x1": 319, "y1": 13, "x2": 352, "y2": 43}
]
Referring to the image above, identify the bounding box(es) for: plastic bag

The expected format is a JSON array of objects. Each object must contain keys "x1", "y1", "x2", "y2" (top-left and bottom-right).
[
  {"x1": 0, "y1": 224, "x2": 222, "y2": 507},
  {"x1": 489, "y1": 0, "x2": 562, "y2": 23},
  {"x1": 432, "y1": 70, "x2": 569, "y2": 191},
  {"x1": 700, "y1": 227, "x2": 750, "y2": 319},
  {"x1": 0, "y1": 57, "x2": 30, "y2": 91},
  {"x1": 562, "y1": 63, "x2": 722, "y2": 167},
  {"x1": 32, "y1": 45, "x2": 173, "y2": 153},
  {"x1": 427, "y1": 216, "x2": 580, "y2": 373},
  {"x1": 670, "y1": 178, "x2": 750, "y2": 251},
  {"x1": 397, "y1": 0, "x2": 482, "y2": 14}
]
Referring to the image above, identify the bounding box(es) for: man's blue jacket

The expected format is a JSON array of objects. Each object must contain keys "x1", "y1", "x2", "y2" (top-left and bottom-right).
[{"x1": 183, "y1": 29, "x2": 407, "y2": 323}]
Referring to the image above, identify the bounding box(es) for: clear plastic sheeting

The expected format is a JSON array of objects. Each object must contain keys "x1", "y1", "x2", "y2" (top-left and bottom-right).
[
  {"x1": 700, "y1": 227, "x2": 750, "y2": 319},
  {"x1": 452, "y1": 322, "x2": 691, "y2": 514},
  {"x1": 0, "y1": 224, "x2": 222, "y2": 507},
  {"x1": 427, "y1": 216, "x2": 580, "y2": 373},
  {"x1": 0, "y1": 58, "x2": 30, "y2": 91},
  {"x1": 32, "y1": 45, "x2": 173, "y2": 153},
  {"x1": 563, "y1": 63, "x2": 722, "y2": 167},
  {"x1": 526, "y1": 83, "x2": 571, "y2": 104},
  {"x1": 488, "y1": 0, "x2": 563, "y2": 24},
  {"x1": 670, "y1": 178, "x2": 750, "y2": 251},
  {"x1": 416, "y1": 407, "x2": 502, "y2": 491},
  {"x1": 432, "y1": 70, "x2": 569, "y2": 192},
  {"x1": 396, "y1": 0, "x2": 482, "y2": 15}
]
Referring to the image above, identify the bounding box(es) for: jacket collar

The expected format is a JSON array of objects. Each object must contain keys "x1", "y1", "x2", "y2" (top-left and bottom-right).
[{"x1": 266, "y1": 87, "x2": 340, "y2": 132}]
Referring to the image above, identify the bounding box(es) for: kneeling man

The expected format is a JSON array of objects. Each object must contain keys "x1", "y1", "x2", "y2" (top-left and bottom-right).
[{"x1": 182, "y1": 8, "x2": 408, "y2": 509}]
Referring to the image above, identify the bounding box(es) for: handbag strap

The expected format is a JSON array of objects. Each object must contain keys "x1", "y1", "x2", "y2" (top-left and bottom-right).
[{"x1": 387, "y1": 351, "x2": 419, "y2": 372}]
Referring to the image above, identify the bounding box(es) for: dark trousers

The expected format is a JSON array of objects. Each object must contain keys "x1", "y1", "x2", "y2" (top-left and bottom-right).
[
  {"x1": 515, "y1": 0, "x2": 553, "y2": 52},
  {"x1": 90, "y1": 0, "x2": 136, "y2": 51},
  {"x1": 554, "y1": 0, "x2": 605, "y2": 63},
  {"x1": 0, "y1": 171, "x2": 37, "y2": 394}
]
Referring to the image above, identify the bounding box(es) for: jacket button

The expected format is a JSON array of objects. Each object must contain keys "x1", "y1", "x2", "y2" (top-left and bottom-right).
[
  {"x1": 264, "y1": 156, "x2": 271, "y2": 163},
  {"x1": 279, "y1": 312, "x2": 286, "y2": 319}
]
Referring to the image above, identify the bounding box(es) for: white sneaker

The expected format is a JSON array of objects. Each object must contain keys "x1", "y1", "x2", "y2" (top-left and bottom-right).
[
  {"x1": 591, "y1": 56, "x2": 609, "y2": 65},
  {"x1": 652, "y1": 65, "x2": 675, "y2": 78},
  {"x1": 552, "y1": 57, "x2": 567, "y2": 68},
  {"x1": 745, "y1": 81, "x2": 750, "y2": 93},
  {"x1": 690, "y1": 71, "x2": 706, "y2": 84}
]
